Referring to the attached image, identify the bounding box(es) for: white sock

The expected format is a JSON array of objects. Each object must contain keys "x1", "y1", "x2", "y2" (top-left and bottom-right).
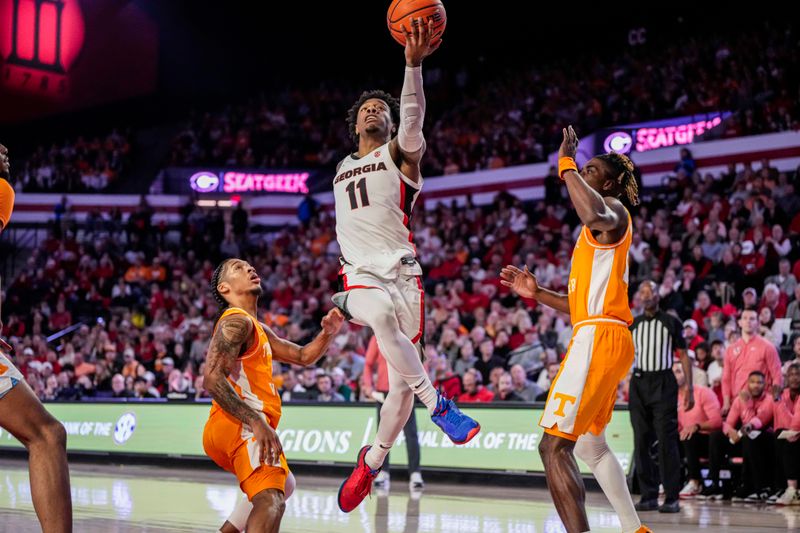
[
  {"x1": 348, "y1": 289, "x2": 438, "y2": 413},
  {"x1": 365, "y1": 366, "x2": 416, "y2": 470},
  {"x1": 574, "y1": 431, "x2": 641, "y2": 533}
]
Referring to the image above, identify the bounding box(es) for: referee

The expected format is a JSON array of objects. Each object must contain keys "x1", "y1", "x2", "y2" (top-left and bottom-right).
[{"x1": 629, "y1": 280, "x2": 694, "y2": 513}]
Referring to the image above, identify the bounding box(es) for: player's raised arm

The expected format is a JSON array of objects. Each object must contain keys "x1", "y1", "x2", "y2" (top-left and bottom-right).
[
  {"x1": 263, "y1": 308, "x2": 345, "y2": 366},
  {"x1": 390, "y1": 18, "x2": 441, "y2": 175},
  {"x1": 558, "y1": 126, "x2": 627, "y2": 234},
  {"x1": 500, "y1": 265, "x2": 570, "y2": 315}
]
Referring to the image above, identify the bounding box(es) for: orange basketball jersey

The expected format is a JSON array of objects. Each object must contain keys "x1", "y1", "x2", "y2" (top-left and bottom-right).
[
  {"x1": 210, "y1": 307, "x2": 282, "y2": 428},
  {"x1": 567, "y1": 214, "x2": 633, "y2": 327}
]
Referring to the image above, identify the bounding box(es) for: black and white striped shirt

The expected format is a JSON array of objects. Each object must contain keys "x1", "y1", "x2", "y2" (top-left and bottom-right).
[{"x1": 630, "y1": 311, "x2": 686, "y2": 372}]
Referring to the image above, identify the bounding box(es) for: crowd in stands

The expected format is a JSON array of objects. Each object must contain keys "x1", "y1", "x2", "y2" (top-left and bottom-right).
[
  {"x1": 11, "y1": 129, "x2": 131, "y2": 193},
  {"x1": 167, "y1": 22, "x2": 799, "y2": 177}
]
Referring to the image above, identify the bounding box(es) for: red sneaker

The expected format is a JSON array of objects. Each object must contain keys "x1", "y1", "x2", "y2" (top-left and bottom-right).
[{"x1": 337, "y1": 445, "x2": 380, "y2": 512}]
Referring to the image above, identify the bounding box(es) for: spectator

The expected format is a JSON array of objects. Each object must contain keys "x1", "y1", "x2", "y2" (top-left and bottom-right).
[
  {"x1": 315, "y1": 374, "x2": 344, "y2": 402},
  {"x1": 279, "y1": 370, "x2": 306, "y2": 402},
  {"x1": 783, "y1": 337, "x2": 800, "y2": 375},
  {"x1": 459, "y1": 369, "x2": 494, "y2": 403},
  {"x1": 758, "y1": 306, "x2": 783, "y2": 346},
  {"x1": 493, "y1": 372, "x2": 524, "y2": 402},
  {"x1": 786, "y1": 285, "x2": 800, "y2": 322},
  {"x1": 509, "y1": 364, "x2": 544, "y2": 402},
  {"x1": 682, "y1": 319, "x2": 705, "y2": 351},
  {"x1": 111, "y1": 373, "x2": 133, "y2": 399},
  {"x1": 721, "y1": 309, "x2": 783, "y2": 415},
  {"x1": 760, "y1": 283, "x2": 788, "y2": 319},
  {"x1": 719, "y1": 371, "x2": 775, "y2": 502},
  {"x1": 474, "y1": 339, "x2": 505, "y2": 384},
  {"x1": 330, "y1": 367, "x2": 353, "y2": 402},
  {"x1": 771, "y1": 363, "x2": 800, "y2": 506},
  {"x1": 133, "y1": 376, "x2": 157, "y2": 399},
  {"x1": 432, "y1": 355, "x2": 462, "y2": 400},
  {"x1": 537, "y1": 361, "x2": 561, "y2": 398},
  {"x1": 765, "y1": 259, "x2": 797, "y2": 297},
  {"x1": 453, "y1": 342, "x2": 477, "y2": 377},
  {"x1": 674, "y1": 363, "x2": 723, "y2": 499}
]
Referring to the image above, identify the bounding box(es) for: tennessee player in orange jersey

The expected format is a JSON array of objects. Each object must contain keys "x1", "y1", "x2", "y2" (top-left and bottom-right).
[
  {"x1": 502, "y1": 127, "x2": 651, "y2": 533},
  {"x1": 0, "y1": 144, "x2": 73, "y2": 533},
  {"x1": 203, "y1": 258, "x2": 344, "y2": 533}
]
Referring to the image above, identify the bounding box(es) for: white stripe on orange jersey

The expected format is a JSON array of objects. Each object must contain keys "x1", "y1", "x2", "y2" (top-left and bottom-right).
[{"x1": 567, "y1": 214, "x2": 634, "y2": 327}]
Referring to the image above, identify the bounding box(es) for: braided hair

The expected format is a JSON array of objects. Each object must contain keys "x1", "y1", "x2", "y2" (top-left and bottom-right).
[
  {"x1": 597, "y1": 152, "x2": 640, "y2": 206},
  {"x1": 210, "y1": 259, "x2": 234, "y2": 327}
]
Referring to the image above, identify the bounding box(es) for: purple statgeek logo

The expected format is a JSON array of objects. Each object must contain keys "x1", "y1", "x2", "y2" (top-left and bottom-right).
[
  {"x1": 603, "y1": 132, "x2": 633, "y2": 154},
  {"x1": 190, "y1": 172, "x2": 220, "y2": 193}
]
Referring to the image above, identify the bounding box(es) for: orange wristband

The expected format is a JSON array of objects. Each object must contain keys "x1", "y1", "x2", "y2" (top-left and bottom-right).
[
  {"x1": 0, "y1": 178, "x2": 14, "y2": 230},
  {"x1": 558, "y1": 157, "x2": 578, "y2": 180}
]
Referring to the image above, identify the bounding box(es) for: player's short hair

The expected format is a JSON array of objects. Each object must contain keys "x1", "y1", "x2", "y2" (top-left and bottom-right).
[
  {"x1": 596, "y1": 151, "x2": 639, "y2": 206},
  {"x1": 748, "y1": 370, "x2": 765, "y2": 380},
  {"x1": 346, "y1": 90, "x2": 400, "y2": 144}
]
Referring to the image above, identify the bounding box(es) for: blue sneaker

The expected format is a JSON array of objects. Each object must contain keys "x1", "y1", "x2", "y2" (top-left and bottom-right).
[{"x1": 431, "y1": 394, "x2": 480, "y2": 445}]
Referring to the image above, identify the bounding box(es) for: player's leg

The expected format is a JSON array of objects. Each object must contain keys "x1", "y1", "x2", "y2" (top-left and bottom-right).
[
  {"x1": 246, "y1": 488, "x2": 285, "y2": 533},
  {"x1": 0, "y1": 381, "x2": 72, "y2": 533},
  {"x1": 220, "y1": 473, "x2": 295, "y2": 532},
  {"x1": 346, "y1": 280, "x2": 478, "y2": 444},
  {"x1": 365, "y1": 365, "x2": 414, "y2": 470},
  {"x1": 538, "y1": 432, "x2": 589, "y2": 533},
  {"x1": 575, "y1": 431, "x2": 642, "y2": 533},
  {"x1": 346, "y1": 286, "x2": 438, "y2": 411}
]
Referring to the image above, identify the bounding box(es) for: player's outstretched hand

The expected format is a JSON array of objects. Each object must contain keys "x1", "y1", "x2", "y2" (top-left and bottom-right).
[
  {"x1": 558, "y1": 125, "x2": 579, "y2": 160},
  {"x1": 404, "y1": 17, "x2": 441, "y2": 67},
  {"x1": 321, "y1": 308, "x2": 345, "y2": 335},
  {"x1": 0, "y1": 144, "x2": 10, "y2": 179},
  {"x1": 252, "y1": 417, "x2": 283, "y2": 467},
  {"x1": 500, "y1": 265, "x2": 540, "y2": 299}
]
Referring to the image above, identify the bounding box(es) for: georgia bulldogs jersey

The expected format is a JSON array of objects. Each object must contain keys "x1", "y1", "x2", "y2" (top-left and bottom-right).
[{"x1": 333, "y1": 142, "x2": 422, "y2": 279}]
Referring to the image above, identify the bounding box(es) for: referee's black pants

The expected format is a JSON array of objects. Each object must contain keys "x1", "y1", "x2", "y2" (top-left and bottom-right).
[{"x1": 629, "y1": 369, "x2": 681, "y2": 502}]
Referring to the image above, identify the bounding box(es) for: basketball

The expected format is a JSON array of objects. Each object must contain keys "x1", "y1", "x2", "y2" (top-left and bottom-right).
[{"x1": 387, "y1": 0, "x2": 447, "y2": 47}]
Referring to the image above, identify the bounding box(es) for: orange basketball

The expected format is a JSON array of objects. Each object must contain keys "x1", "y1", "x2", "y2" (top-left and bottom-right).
[{"x1": 387, "y1": 0, "x2": 447, "y2": 47}]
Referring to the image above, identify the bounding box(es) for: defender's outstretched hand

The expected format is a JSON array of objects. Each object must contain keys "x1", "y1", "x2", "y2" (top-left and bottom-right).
[
  {"x1": 558, "y1": 125, "x2": 579, "y2": 160},
  {"x1": 404, "y1": 18, "x2": 441, "y2": 67},
  {"x1": 321, "y1": 308, "x2": 345, "y2": 335},
  {"x1": 500, "y1": 265, "x2": 540, "y2": 300}
]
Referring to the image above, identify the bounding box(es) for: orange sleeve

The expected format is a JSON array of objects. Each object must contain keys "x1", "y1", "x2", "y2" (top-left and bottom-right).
[{"x1": 0, "y1": 178, "x2": 15, "y2": 230}]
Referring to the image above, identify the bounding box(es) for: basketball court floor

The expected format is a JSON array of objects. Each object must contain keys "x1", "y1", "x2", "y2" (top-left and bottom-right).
[{"x1": 0, "y1": 459, "x2": 796, "y2": 532}]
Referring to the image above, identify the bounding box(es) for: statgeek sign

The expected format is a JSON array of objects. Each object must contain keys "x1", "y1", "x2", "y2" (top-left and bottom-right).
[
  {"x1": 599, "y1": 112, "x2": 731, "y2": 155},
  {"x1": 0, "y1": 403, "x2": 634, "y2": 474},
  {"x1": 188, "y1": 170, "x2": 310, "y2": 195}
]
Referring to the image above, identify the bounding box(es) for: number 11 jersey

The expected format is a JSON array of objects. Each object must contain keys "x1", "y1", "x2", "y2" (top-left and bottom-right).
[{"x1": 333, "y1": 141, "x2": 423, "y2": 279}]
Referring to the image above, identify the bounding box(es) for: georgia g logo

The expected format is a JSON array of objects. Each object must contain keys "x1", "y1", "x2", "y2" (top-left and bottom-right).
[{"x1": 113, "y1": 412, "x2": 137, "y2": 445}]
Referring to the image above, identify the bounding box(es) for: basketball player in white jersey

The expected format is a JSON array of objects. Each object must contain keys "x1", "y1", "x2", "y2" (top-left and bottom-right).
[
  {"x1": 0, "y1": 144, "x2": 72, "y2": 533},
  {"x1": 333, "y1": 19, "x2": 479, "y2": 512}
]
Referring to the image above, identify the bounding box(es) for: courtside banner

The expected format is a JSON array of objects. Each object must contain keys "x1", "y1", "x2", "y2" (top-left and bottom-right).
[{"x1": 0, "y1": 403, "x2": 633, "y2": 474}]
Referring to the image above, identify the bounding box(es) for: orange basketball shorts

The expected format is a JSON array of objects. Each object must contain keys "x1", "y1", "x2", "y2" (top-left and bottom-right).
[
  {"x1": 203, "y1": 407, "x2": 289, "y2": 500},
  {"x1": 539, "y1": 320, "x2": 634, "y2": 440}
]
